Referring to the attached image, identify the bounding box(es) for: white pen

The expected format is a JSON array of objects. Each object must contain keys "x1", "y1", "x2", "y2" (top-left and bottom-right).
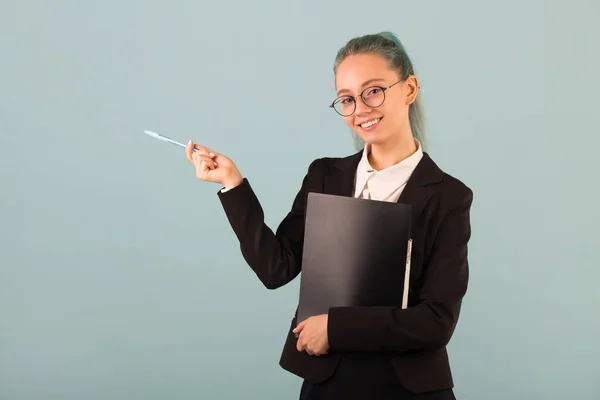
[{"x1": 144, "y1": 130, "x2": 199, "y2": 152}]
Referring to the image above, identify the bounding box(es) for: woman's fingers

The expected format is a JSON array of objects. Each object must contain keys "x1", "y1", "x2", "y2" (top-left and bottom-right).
[
  {"x1": 195, "y1": 144, "x2": 216, "y2": 157},
  {"x1": 193, "y1": 143, "x2": 216, "y2": 157},
  {"x1": 185, "y1": 140, "x2": 241, "y2": 186},
  {"x1": 187, "y1": 141, "x2": 216, "y2": 162},
  {"x1": 185, "y1": 141, "x2": 195, "y2": 162},
  {"x1": 193, "y1": 154, "x2": 217, "y2": 173}
]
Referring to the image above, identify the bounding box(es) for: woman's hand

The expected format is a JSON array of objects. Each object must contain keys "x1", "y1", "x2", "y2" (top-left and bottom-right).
[
  {"x1": 293, "y1": 314, "x2": 330, "y2": 356},
  {"x1": 185, "y1": 140, "x2": 243, "y2": 189}
]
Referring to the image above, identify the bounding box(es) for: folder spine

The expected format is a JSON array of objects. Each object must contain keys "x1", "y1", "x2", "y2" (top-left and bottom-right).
[{"x1": 402, "y1": 238, "x2": 412, "y2": 309}]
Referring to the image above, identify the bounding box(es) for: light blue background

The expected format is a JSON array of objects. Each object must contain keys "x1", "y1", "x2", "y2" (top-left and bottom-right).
[{"x1": 1, "y1": 1, "x2": 598, "y2": 399}]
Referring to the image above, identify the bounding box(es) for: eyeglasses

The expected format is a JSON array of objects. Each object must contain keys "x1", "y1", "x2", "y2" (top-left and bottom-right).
[{"x1": 329, "y1": 79, "x2": 404, "y2": 117}]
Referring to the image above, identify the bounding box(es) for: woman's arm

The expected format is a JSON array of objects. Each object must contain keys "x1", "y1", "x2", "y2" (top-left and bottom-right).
[
  {"x1": 326, "y1": 185, "x2": 474, "y2": 352},
  {"x1": 216, "y1": 160, "x2": 317, "y2": 290}
]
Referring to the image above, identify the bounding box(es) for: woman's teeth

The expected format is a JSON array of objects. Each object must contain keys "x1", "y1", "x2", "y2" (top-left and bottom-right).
[{"x1": 361, "y1": 118, "x2": 380, "y2": 128}]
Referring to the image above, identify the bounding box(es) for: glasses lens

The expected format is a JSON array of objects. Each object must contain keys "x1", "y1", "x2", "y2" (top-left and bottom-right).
[
  {"x1": 333, "y1": 96, "x2": 355, "y2": 116},
  {"x1": 362, "y1": 87, "x2": 385, "y2": 108}
]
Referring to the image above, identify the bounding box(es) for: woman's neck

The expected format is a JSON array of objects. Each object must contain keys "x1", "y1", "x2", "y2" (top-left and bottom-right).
[{"x1": 367, "y1": 134, "x2": 417, "y2": 171}]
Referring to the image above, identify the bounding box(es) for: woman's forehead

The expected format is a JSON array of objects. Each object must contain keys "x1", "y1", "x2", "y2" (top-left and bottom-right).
[{"x1": 335, "y1": 54, "x2": 395, "y2": 92}]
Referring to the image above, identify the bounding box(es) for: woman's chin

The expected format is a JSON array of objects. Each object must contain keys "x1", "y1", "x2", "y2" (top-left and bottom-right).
[{"x1": 355, "y1": 130, "x2": 387, "y2": 145}]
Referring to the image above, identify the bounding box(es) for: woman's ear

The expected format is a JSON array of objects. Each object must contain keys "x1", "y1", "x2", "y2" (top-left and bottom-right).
[{"x1": 405, "y1": 75, "x2": 420, "y2": 105}]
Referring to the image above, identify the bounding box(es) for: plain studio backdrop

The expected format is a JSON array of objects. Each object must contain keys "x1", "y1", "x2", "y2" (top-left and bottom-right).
[{"x1": 1, "y1": 1, "x2": 598, "y2": 399}]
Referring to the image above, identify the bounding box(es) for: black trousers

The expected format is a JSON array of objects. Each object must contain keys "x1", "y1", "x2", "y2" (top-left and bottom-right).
[{"x1": 299, "y1": 355, "x2": 456, "y2": 400}]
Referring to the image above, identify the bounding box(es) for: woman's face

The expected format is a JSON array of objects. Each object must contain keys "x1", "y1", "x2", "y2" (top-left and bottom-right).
[{"x1": 334, "y1": 53, "x2": 417, "y2": 146}]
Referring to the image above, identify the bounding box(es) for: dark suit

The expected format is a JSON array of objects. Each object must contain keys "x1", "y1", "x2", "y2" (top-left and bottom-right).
[{"x1": 217, "y1": 150, "x2": 473, "y2": 399}]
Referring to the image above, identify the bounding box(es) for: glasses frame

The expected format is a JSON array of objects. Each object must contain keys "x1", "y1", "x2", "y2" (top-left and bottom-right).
[{"x1": 329, "y1": 79, "x2": 405, "y2": 117}]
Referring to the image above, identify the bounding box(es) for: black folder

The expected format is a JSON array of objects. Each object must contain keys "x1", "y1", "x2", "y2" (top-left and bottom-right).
[{"x1": 296, "y1": 192, "x2": 413, "y2": 324}]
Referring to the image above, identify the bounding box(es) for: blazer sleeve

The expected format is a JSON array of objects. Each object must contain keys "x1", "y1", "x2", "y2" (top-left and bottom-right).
[
  {"x1": 216, "y1": 160, "x2": 316, "y2": 289},
  {"x1": 326, "y1": 185, "x2": 474, "y2": 352}
]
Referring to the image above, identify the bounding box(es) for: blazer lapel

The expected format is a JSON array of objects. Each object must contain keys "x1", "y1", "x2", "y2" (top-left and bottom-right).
[
  {"x1": 324, "y1": 150, "x2": 362, "y2": 197},
  {"x1": 397, "y1": 152, "x2": 443, "y2": 221}
]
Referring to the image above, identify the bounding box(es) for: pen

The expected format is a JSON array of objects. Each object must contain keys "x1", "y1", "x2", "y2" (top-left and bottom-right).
[{"x1": 144, "y1": 130, "x2": 198, "y2": 152}]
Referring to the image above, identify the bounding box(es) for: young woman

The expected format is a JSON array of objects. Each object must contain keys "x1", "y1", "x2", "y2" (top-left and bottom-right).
[{"x1": 185, "y1": 32, "x2": 473, "y2": 400}]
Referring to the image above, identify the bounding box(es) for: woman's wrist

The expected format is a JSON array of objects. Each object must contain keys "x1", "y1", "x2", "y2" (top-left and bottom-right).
[{"x1": 222, "y1": 172, "x2": 243, "y2": 190}]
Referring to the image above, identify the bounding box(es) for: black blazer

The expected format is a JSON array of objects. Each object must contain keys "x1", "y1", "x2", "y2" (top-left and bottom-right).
[{"x1": 217, "y1": 150, "x2": 473, "y2": 394}]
